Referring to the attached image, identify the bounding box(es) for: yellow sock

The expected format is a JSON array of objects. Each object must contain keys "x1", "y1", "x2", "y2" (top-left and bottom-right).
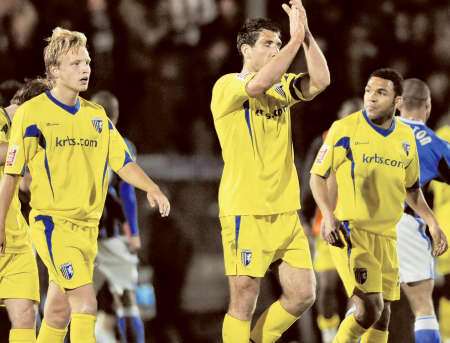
[
  {"x1": 9, "y1": 328, "x2": 36, "y2": 343},
  {"x1": 317, "y1": 314, "x2": 340, "y2": 343},
  {"x1": 440, "y1": 297, "x2": 450, "y2": 339},
  {"x1": 223, "y1": 313, "x2": 251, "y2": 343},
  {"x1": 333, "y1": 314, "x2": 367, "y2": 343},
  {"x1": 360, "y1": 327, "x2": 388, "y2": 343},
  {"x1": 70, "y1": 313, "x2": 96, "y2": 343},
  {"x1": 250, "y1": 300, "x2": 299, "y2": 343},
  {"x1": 37, "y1": 320, "x2": 67, "y2": 343}
]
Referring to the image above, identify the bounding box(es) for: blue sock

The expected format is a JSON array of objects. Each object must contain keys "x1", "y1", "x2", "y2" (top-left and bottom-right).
[
  {"x1": 130, "y1": 315, "x2": 145, "y2": 343},
  {"x1": 117, "y1": 314, "x2": 145, "y2": 343},
  {"x1": 415, "y1": 315, "x2": 441, "y2": 343},
  {"x1": 117, "y1": 316, "x2": 126, "y2": 343}
]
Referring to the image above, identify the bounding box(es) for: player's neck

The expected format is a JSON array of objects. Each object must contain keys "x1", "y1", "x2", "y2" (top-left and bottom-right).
[
  {"x1": 241, "y1": 62, "x2": 257, "y2": 74},
  {"x1": 4, "y1": 104, "x2": 18, "y2": 121},
  {"x1": 50, "y1": 86, "x2": 79, "y2": 106},
  {"x1": 370, "y1": 113, "x2": 394, "y2": 129},
  {"x1": 401, "y1": 111, "x2": 425, "y2": 123}
]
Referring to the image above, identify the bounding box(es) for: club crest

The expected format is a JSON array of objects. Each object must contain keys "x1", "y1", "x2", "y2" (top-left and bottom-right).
[
  {"x1": 354, "y1": 267, "x2": 367, "y2": 284},
  {"x1": 92, "y1": 117, "x2": 103, "y2": 133},
  {"x1": 241, "y1": 249, "x2": 252, "y2": 267},
  {"x1": 402, "y1": 141, "x2": 410, "y2": 156},
  {"x1": 60, "y1": 262, "x2": 74, "y2": 280}
]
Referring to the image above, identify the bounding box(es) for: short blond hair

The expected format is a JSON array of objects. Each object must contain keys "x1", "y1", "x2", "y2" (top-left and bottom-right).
[{"x1": 43, "y1": 27, "x2": 87, "y2": 80}]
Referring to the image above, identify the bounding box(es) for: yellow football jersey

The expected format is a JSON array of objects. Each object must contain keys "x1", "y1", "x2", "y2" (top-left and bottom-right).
[
  {"x1": 211, "y1": 72, "x2": 307, "y2": 216},
  {"x1": 0, "y1": 108, "x2": 30, "y2": 253},
  {"x1": 5, "y1": 92, "x2": 131, "y2": 227},
  {"x1": 311, "y1": 110, "x2": 419, "y2": 237}
]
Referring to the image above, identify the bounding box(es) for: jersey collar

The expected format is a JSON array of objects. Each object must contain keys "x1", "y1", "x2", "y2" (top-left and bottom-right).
[
  {"x1": 398, "y1": 117, "x2": 425, "y2": 126},
  {"x1": 362, "y1": 109, "x2": 396, "y2": 137},
  {"x1": 45, "y1": 90, "x2": 80, "y2": 115}
]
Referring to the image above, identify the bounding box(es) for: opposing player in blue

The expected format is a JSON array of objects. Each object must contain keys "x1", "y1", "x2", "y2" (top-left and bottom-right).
[
  {"x1": 91, "y1": 90, "x2": 145, "y2": 343},
  {"x1": 396, "y1": 78, "x2": 450, "y2": 343}
]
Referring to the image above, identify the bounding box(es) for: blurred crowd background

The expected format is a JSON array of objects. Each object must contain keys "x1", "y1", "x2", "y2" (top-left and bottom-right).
[{"x1": 1, "y1": 0, "x2": 450, "y2": 342}]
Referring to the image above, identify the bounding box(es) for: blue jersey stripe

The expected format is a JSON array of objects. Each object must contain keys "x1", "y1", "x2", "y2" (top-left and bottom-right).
[
  {"x1": 235, "y1": 215, "x2": 241, "y2": 253},
  {"x1": 35, "y1": 215, "x2": 57, "y2": 270},
  {"x1": 243, "y1": 101, "x2": 253, "y2": 146},
  {"x1": 44, "y1": 152, "x2": 55, "y2": 198}
]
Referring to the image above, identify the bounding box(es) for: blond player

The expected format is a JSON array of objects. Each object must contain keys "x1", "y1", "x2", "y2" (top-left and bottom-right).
[{"x1": 0, "y1": 28, "x2": 170, "y2": 343}]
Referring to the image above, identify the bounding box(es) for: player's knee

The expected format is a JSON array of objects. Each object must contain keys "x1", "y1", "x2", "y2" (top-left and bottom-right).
[
  {"x1": 45, "y1": 304, "x2": 71, "y2": 328},
  {"x1": 355, "y1": 295, "x2": 384, "y2": 327},
  {"x1": 228, "y1": 279, "x2": 259, "y2": 319},
  {"x1": 373, "y1": 303, "x2": 391, "y2": 331},
  {"x1": 120, "y1": 290, "x2": 135, "y2": 308},
  {"x1": 9, "y1": 304, "x2": 36, "y2": 329}
]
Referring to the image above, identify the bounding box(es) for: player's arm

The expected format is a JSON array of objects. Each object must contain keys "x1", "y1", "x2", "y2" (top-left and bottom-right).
[
  {"x1": 309, "y1": 123, "x2": 343, "y2": 247},
  {"x1": 116, "y1": 162, "x2": 169, "y2": 218},
  {"x1": 108, "y1": 120, "x2": 170, "y2": 217},
  {"x1": 406, "y1": 186, "x2": 447, "y2": 256},
  {"x1": 0, "y1": 174, "x2": 20, "y2": 253},
  {"x1": 245, "y1": 2, "x2": 307, "y2": 97},
  {"x1": 0, "y1": 143, "x2": 8, "y2": 166}
]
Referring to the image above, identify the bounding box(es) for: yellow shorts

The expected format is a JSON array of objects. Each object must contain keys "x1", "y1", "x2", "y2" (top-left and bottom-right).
[
  {"x1": 30, "y1": 214, "x2": 98, "y2": 290},
  {"x1": 220, "y1": 211, "x2": 313, "y2": 277},
  {"x1": 0, "y1": 250, "x2": 40, "y2": 302},
  {"x1": 313, "y1": 236, "x2": 336, "y2": 272},
  {"x1": 436, "y1": 206, "x2": 450, "y2": 275},
  {"x1": 330, "y1": 221, "x2": 400, "y2": 301}
]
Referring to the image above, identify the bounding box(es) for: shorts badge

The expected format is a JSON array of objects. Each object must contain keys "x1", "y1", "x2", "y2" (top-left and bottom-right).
[
  {"x1": 241, "y1": 250, "x2": 252, "y2": 267},
  {"x1": 354, "y1": 267, "x2": 367, "y2": 284},
  {"x1": 60, "y1": 262, "x2": 74, "y2": 280}
]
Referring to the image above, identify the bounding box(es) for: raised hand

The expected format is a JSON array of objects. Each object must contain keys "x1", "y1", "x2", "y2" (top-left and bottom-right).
[{"x1": 281, "y1": 0, "x2": 308, "y2": 42}]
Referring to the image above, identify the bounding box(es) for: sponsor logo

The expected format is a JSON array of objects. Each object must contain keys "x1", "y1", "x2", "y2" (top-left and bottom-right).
[
  {"x1": 362, "y1": 153, "x2": 404, "y2": 168},
  {"x1": 241, "y1": 249, "x2": 252, "y2": 267},
  {"x1": 354, "y1": 267, "x2": 367, "y2": 284},
  {"x1": 255, "y1": 106, "x2": 288, "y2": 120},
  {"x1": 60, "y1": 262, "x2": 74, "y2": 280},
  {"x1": 6, "y1": 145, "x2": 18, "y2": 167},
  {"x1": 315, "y1": 144, "x2": 329, "y2": 164},
  {"x1": 91, "y1": 117, "x2": 103, "y2": 133},
  {"x1": 55, "y1": 136, "x2": 98, "y2": 148}
]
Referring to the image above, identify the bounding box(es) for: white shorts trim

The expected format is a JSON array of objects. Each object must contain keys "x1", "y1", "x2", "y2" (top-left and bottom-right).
[{"x1": 397, "y1": 213, "x2": 434, "y2": 283}]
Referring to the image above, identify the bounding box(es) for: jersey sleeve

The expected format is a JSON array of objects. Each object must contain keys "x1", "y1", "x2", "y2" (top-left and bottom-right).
[
  {"x1": 0, "y1": 109, "x2": 10, "y2": 144},
  {"x1": 405, "y1": 137, "x2": 420, "y2": 189},
  {"x1": 310, "y1": 123, "x2": 338, "y2": 178},
  {"x1": 282, "y1": 73, "x2": 309, "y2": 106},
  {"x1": 211, "y1": 73, "x2": 254, "y2": 120},
  {"x1": 107, "y1": 120, "x2": 133, "y2": 173},
  {"x1": 4, "y1": 106, "x2": 37, "y2": 175}
]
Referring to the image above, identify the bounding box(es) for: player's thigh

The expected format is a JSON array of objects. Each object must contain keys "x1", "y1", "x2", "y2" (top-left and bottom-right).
[
  {"x1": 397, "y1": 213, "x2": 434, "y2": 284},
  {"x1": 401, "y1": 279, "x2": 434, "y2": 315},
  {"x1": 0, "y1": 251, "x2": 40, "y2": 303},
  {"x1": 30, "y1": 216, "x2": 98, "y2": 290},
  {"x1": 378, "y1": 235, "x2": 400, "y2": 302},
  {"x1": 4, "y1": 298, "x2": 36, "y2": 328},
  {"x1": 278, "y1": 261, "x2": 316, "y2": 301},
  {"x1": 220, "y1": 215, "x2": 273, "y2": 277},
  {"x1": 67, "y1": 283, "x2": 97, "y2": 314},
  {"x1": 275, "y1": 212, "x2": 313, "y2": 270},
  {"x1": 348, "y1": 229, "x2": 384, "y2": 295}
]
